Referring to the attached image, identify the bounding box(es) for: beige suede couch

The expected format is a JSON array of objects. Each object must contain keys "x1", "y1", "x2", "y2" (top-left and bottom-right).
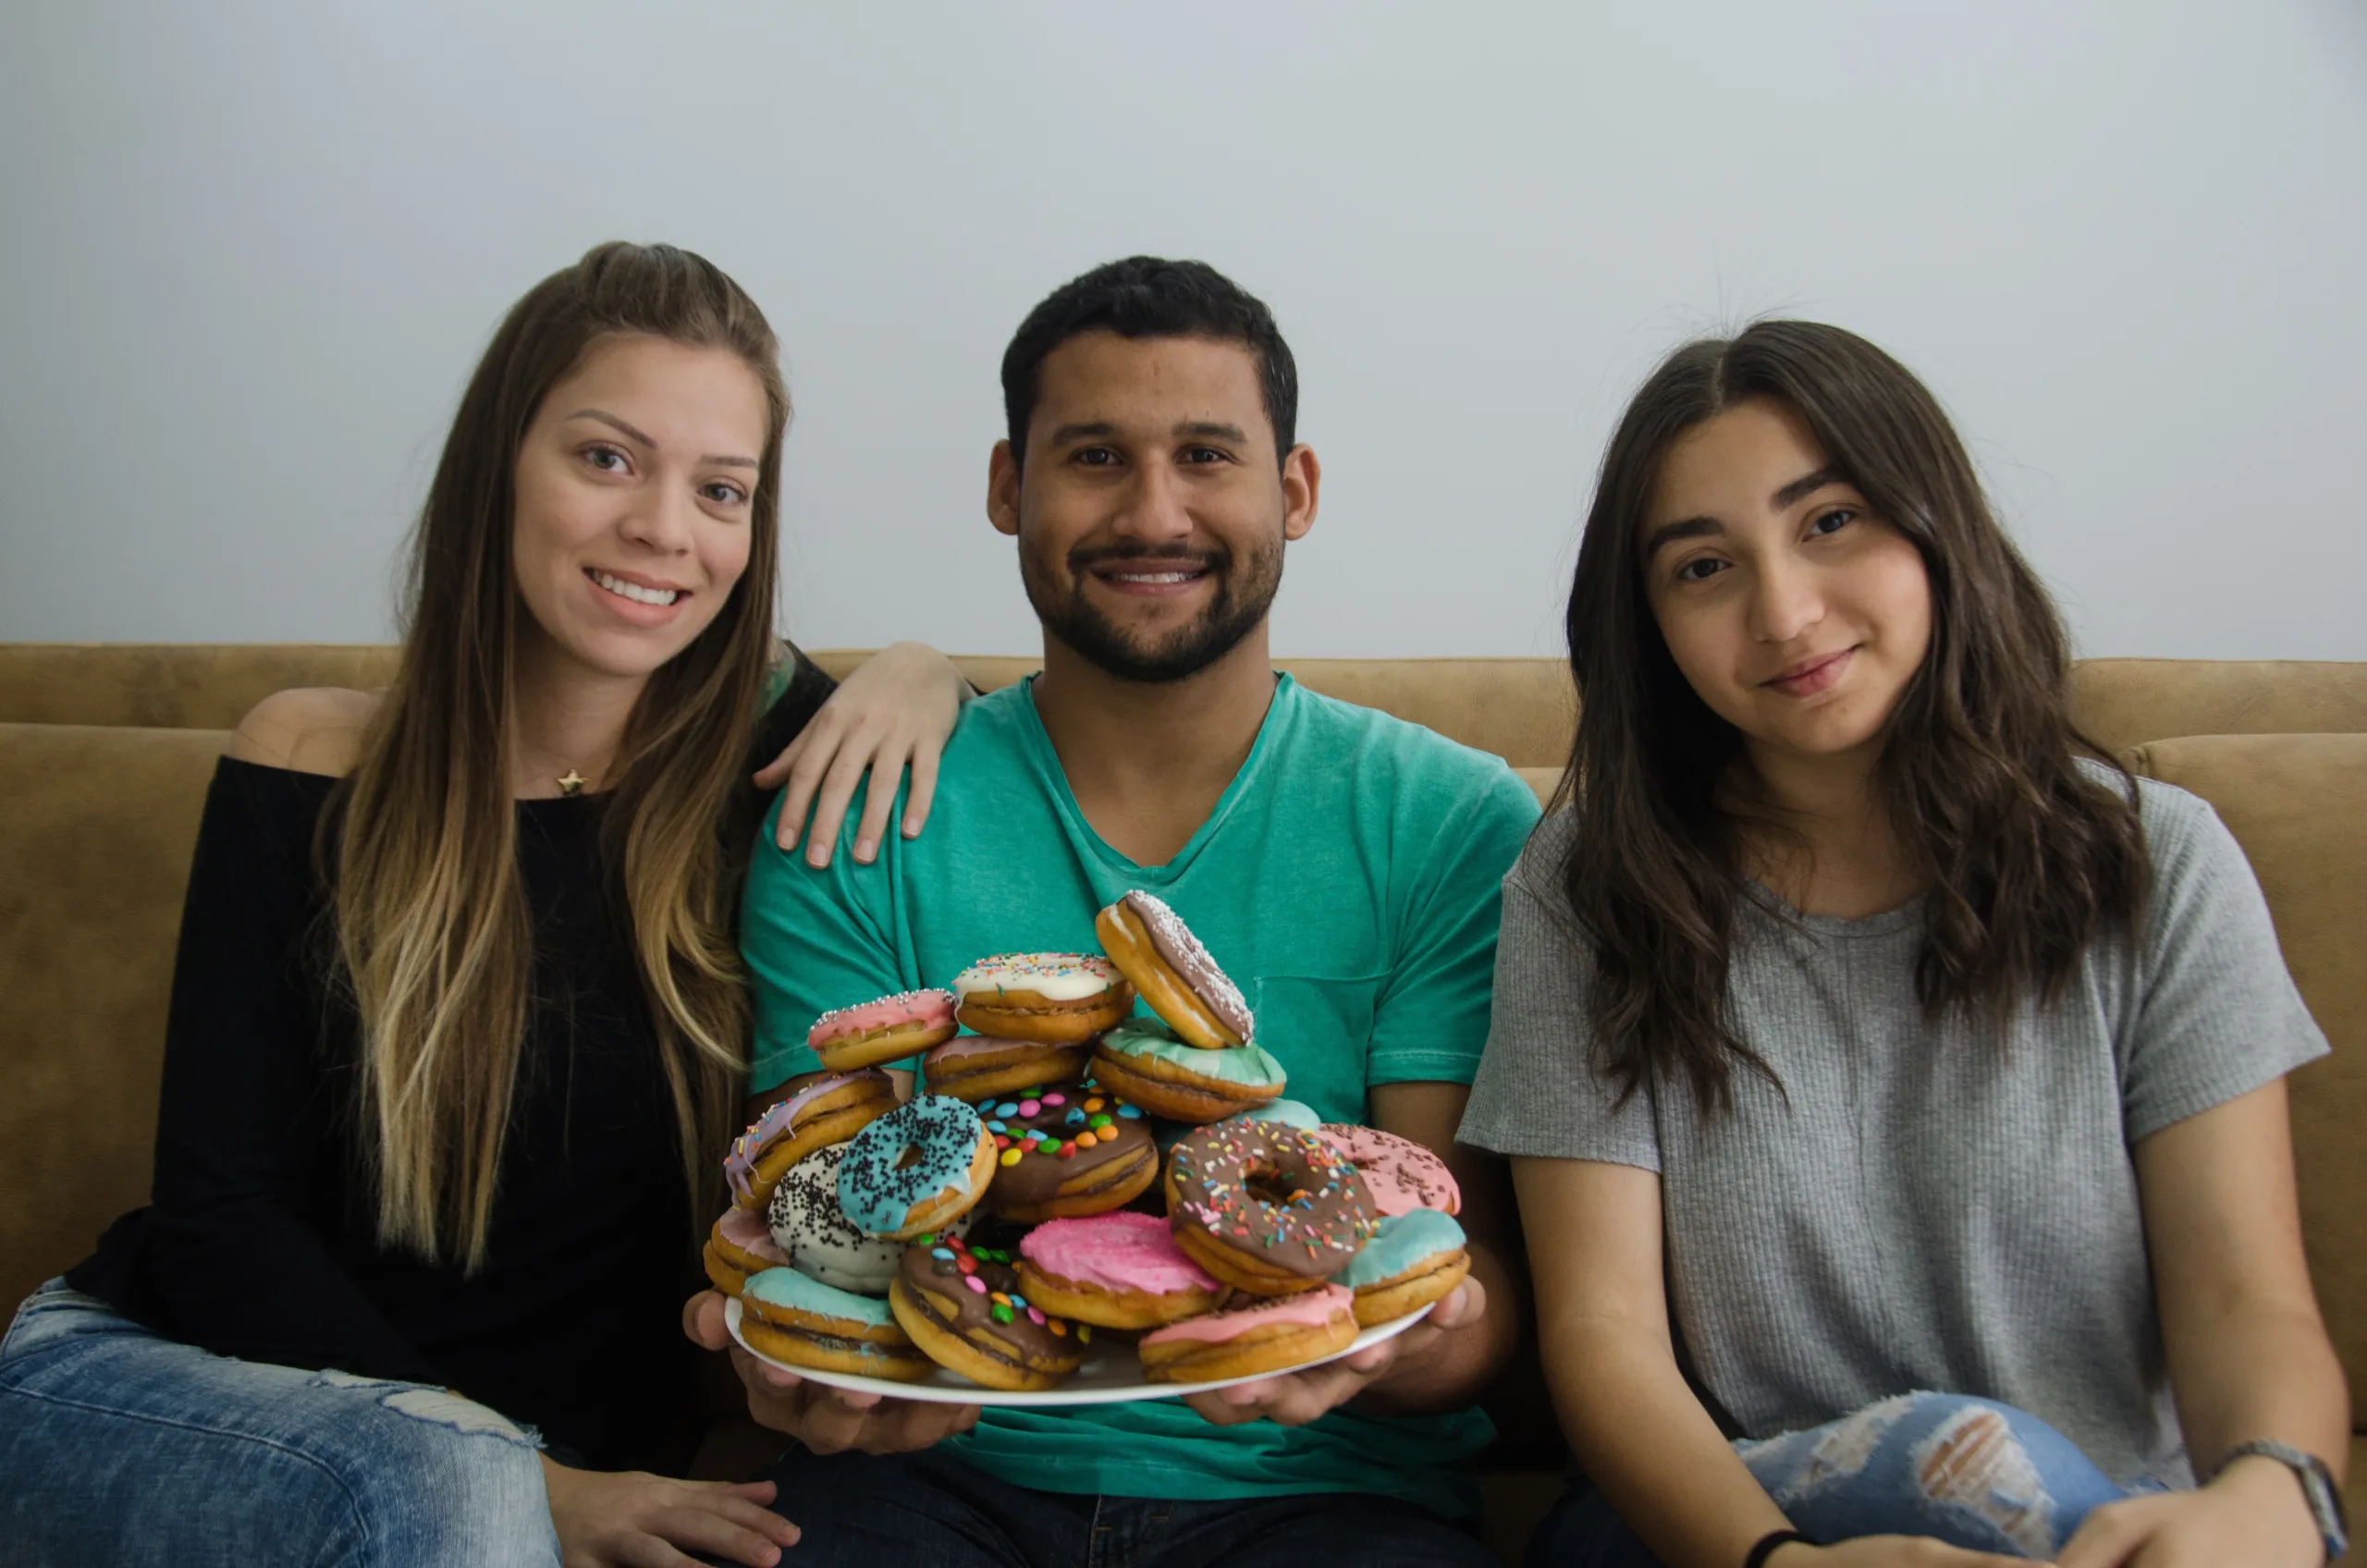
[{"x1": 3, "y1": 644, "x2": 2361, "y2": 1560}]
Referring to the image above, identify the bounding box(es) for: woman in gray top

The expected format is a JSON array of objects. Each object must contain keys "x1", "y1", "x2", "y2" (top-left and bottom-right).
[{"x1": 1461, "y1": 323, "x2": 2343, "y2": 1568}]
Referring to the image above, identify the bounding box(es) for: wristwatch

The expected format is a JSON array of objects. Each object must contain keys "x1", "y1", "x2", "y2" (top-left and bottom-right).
[{"x1": 2212, "y1": 1439, "x2": 2349, "y2": 1562}]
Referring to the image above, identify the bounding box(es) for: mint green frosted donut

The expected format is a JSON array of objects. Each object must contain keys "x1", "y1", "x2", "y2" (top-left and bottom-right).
[
  {"x1": 1335, "y1": 1208, "x2": 1466, "y2": 1289},
  {"x1": 742, "y1": 1265, "x2": 899, "y2": 1327},
  {"x1": 1099, "y1": 1019, "x2": 1284, "y2": 1088}
]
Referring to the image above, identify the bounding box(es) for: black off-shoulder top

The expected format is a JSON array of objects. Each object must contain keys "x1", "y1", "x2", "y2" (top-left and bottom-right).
[{"x1": 68, "y1": 656, "x2": 837, "y2": 1470}]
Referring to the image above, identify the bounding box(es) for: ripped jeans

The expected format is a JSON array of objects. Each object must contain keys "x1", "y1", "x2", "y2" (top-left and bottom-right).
[
  {"x1": 1531, "y1": 1391, "x2": 2147, "y2": 1565},
  {"x1": 0, "y1": 1280, "x2": 559, "y2": 1568}
]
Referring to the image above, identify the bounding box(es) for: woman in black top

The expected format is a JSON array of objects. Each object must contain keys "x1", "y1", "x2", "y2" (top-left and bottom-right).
[{"x1": 0, "y1": 243, "x2": 967, "y2": 1568}]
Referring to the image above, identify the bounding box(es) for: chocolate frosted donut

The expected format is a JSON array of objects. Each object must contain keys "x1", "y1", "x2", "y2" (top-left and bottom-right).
[
  {"x1": 979, "y1": 1082, "x2": 1157, "y2": 1222},
  {"x1": 1164, "y1": 1121, "x2": 1376, "y2": 1295},
  {"x1": 1095, "y1": 890, "x2": 1255, "y2": 1050},
  {"x1": 889, "y1": 1232, "x2": 1088, "y2": 1390}
]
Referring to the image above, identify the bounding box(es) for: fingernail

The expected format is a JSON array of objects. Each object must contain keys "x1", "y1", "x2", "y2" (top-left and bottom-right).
[
  {"x1": 854, "y1": 839, "x2": 876, "y2": 862},
  {"x1": 807, "y1": 847, "x2": 829, "y2": 867},
  {"x1": 902, "y1": 818, "x2": 920, "y2": 837}
]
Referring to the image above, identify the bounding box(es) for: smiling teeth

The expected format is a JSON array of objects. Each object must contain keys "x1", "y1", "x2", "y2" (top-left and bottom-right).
[
  {"x1": 1111, "y1": 572, "x2": 1199, "y2": 583},
  {"x1": 594, "y1": 570, "x2": 680, "y2": 606}
]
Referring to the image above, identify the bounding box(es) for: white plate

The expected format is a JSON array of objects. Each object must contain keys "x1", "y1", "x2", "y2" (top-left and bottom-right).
[{"x1": 724, "y1": 1293, "x2": 1435, "y2": 1407}]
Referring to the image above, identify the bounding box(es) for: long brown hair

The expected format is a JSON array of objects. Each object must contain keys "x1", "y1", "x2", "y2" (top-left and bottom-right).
[
  {"x1": 1557, "y1": 321, "x2": 2148, "y2": 1113},
  {"x1": 330, "y1": 241, "x2": 788, "y2": 1268}
]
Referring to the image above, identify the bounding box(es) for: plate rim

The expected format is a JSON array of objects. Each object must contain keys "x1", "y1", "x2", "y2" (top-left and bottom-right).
[{"x1": 722, "y1": 1292, "x2": 1436, "y2": 1407}]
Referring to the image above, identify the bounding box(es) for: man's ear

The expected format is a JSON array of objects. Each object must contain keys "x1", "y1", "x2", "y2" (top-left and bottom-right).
[
  {"x1": 987, "y1": 440, "x2": 1021, "y2": 537},
  {"x1": 1282, "y1": 444, "x2": 1321, "y2": 542}
]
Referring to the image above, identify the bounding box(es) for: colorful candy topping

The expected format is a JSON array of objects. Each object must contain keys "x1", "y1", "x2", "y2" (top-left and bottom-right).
[{"x1": 979, "y1": 1082, "x2": 1148, "y2": 1163}]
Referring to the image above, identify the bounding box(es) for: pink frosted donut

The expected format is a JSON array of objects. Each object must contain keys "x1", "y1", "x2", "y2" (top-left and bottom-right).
[
  {"x1": 1137, "y1": 1284, "x2": 1359, "y2": 1381},
  {"x1": 807, "y1": 988, "x2": 959, "y2": 1072},
  {"x1": 1318, "y1": 1125, "x2": 1460, "y2": 1218},
  {"x1": 1014, "y1": 1213, "x2": 1223, "y2": 1329},
  {"x1": 702, "y1": 1205, "x2": 789, "y2": 1296}
]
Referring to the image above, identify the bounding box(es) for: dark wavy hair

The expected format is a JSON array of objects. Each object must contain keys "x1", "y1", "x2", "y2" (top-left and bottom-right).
[
  {"x1": 1556, "y1": 321, "x2": 2148, "y2": 1113},
  {"x1": 1000, "y1": 255, "x2": 1296, "y2": 470}
]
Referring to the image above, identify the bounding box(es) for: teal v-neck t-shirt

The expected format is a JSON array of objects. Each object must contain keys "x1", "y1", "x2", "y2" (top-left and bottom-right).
[{"x1": 740, "y1": 674, "x2": 1539, "y2": 1515}]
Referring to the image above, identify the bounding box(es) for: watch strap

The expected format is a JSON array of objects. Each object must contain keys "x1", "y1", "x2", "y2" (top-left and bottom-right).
[{"x1": 2211, "y1": 1439, "x2": 2348, "y2": 1562}]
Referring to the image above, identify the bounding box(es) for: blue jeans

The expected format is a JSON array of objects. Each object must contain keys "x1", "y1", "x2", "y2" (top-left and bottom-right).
[
  {"x1": 0, "y1": 1280, "x2": 560, "y2": 1568},
  {"x1": 752, "y1": 1444, "x2": 1498, "y2": 1566},
  {"x1": 1530, "y1": 1392, "x2": 2141, "y2": 1565}
]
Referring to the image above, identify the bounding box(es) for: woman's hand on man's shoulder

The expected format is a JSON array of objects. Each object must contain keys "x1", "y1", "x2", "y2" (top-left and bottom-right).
[{"x1": 227, "y1": 687, "x2": 379, "y2": 777}]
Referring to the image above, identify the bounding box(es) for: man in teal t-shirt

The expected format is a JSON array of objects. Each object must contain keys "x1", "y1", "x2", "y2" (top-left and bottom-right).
[{"x1": 693, "y1": 257, "x2": 1539, "y2": 1565}]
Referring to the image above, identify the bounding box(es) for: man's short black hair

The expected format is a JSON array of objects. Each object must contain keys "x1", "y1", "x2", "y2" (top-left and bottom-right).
[{"x1": 1000, "y1": 256, "x2": 1297, "y2": 469}]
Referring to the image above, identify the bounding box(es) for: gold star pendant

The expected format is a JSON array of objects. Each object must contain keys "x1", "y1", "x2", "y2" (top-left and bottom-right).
[{"x1": 556, "y1": 769, "x2": 586, "y2": 797}]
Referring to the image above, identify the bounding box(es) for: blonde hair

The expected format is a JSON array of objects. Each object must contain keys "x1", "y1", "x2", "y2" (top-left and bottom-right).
[{"x1": 328, "y1": 241, "x2": 788, "y2": 1268}]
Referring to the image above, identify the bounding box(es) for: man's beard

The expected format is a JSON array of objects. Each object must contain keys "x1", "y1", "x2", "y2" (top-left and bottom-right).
[{"x1": 1023, "y1": 537, "x2": 1284, "y2": 685}]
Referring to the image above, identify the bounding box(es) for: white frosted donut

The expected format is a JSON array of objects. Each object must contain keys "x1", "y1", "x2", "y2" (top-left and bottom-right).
[{"x1": 766, "y1": 1142, "x2": 971, "y2": 1295}]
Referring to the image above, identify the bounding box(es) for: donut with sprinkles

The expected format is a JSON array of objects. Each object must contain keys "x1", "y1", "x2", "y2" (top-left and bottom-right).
[{"x1": 1163, "y1": 1121, "x2": 1377, "y2": 1295}]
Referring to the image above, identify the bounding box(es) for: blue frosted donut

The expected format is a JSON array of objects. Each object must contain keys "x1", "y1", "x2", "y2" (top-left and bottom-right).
[{"x1": 835, "y1": 1094, "x2": 990, "y2": 1237}]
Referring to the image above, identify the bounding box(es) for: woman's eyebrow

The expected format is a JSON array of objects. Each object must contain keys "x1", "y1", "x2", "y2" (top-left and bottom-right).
[
  {"x1": 566, "y1": 408, "x2": 755, "y2": 468},
  {"x1": 1644, "y1": 516, "x2": 1723, "y2": 557},
  {"x1": 1771, "y1": 465, "x2": 1845, "y2": 509}
]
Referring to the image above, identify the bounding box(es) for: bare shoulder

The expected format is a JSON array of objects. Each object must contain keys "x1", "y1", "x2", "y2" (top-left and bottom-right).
[{"x1": 227, "y1": 687, "x2": 380, "y2": 777}]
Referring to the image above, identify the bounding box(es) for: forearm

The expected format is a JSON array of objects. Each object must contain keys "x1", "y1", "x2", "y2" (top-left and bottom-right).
[
  {"x1": 2168, "y1": 1295, "x2": 2350, "y2": 1480},
  {"x1": 1351, "y1": 1237, "x2": 1520, "y2": 1415},
  {"x1": 1550, "y1": 1314, "x2": 1793, "y2": 1568}
]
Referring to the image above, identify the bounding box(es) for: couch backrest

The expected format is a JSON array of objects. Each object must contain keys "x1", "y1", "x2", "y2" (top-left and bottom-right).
[
  {"x1": 2125, "y1": 731, "x2": 2367, "y2": 1418},
  {"x1": 18, "y1": 644, "x2": 2367, "y2": 768},
  {"x1": 2071, "y1": 659, "x2": 2367, "y2": 753},
  {"x1": 0, "y1": 723, "x2": 227, "y2": 1307}
]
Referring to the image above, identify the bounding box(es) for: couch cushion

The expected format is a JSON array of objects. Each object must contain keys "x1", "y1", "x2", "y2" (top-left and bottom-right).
[
  {"x1": 0, "y1": 724, "x2": 226, "y2": 1307},
  {"x1": 0, "y1": 644, "x2": 399, "y2": 730},
  {"x1": 2073, "y1": 659, "x2": 2367, "y2": 753},
  {"x1": 2127, "y1": 733, "x2": 2367, "y2": 1423}
]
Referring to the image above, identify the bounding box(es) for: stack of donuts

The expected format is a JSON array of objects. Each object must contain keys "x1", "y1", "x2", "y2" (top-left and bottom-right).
[{"x1": 706, "y1": 890, "x2": 1470, "y2": 1392}]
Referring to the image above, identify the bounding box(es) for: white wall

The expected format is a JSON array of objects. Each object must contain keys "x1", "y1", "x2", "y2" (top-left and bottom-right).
[{"x1": 4, "y1": 1, "x2": 2363, "y2": 659}]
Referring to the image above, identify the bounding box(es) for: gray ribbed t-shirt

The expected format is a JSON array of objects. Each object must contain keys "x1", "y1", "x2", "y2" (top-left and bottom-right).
[{"x1": 1459, "y1": 778, "x2": 2327, "y2": 1487}]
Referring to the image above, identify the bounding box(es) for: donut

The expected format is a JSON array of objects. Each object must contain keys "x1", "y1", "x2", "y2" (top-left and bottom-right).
[
  {"x1": 835, "y1": 1095, "x2": 996, "y2": 1241},
  {"x1": 889, "y1": 1233, "x2": 1088, "y2": 1391},
  {"x1": 922, "y1": 1034, "x2": 1090, "y2": 1103},
  {"x1": 1165, "y1": 1121, "x2": 1375, "y2": 1295},
  {"x1": 1236, "y1": 1099, "x2": 1322, "y2": 1132},
  {"x1": 1334, "y1": 1208, "x2": 1470, "y2": 1328},
  {"x1": 1015, "y1": 1211, "x2": 1224, "y2": 1329},
  {"x1": 738, "y1": 1266, "x2": 934, "y2": 1381},
  {"x1": 1094, "y1": 890, "x2": 1255, "y2": 1049},
  {"x1": 1093, "y1": 1019, "x2": 1285, "y2": 1123},
  {"x1": 950, "y1": 953, "x2": 1134, "y2": 1045},
  {"x1": 1317, "y1": 1124, "x2": 1462, "y2": 1218},
  {"x1": 767, "y1": 1141, "x2": 972, "y2": 1295},
  {"x1": 981, "y1": 1082, "x2": 1158, "y2": 1222},
  {"x1": 808, "y1": 988, "x2": 959, "y2": 1072},
  {"x1": 724, "y1": 1069, "x2": 898, "y2": 1211},
  {"x1": 703, "y1": 1207, "x2": 788, "y2": 1297},
  {"x1": 1137, "y1": 1283, "x2": 1359, "y2": 1383}
]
